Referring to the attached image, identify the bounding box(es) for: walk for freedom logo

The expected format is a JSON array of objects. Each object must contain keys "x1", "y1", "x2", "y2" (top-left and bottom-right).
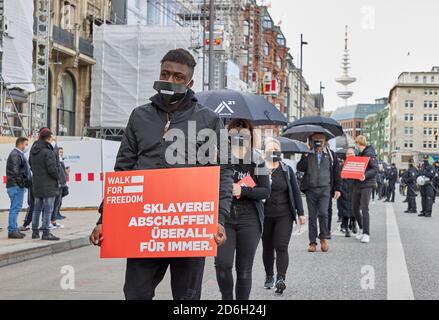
[{"x1": 214, "y1": 101, "x2": 235, "y2": 115}]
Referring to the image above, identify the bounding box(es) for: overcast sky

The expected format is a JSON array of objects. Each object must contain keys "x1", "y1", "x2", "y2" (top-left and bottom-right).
[{"x1": 268, "y1": 0, "x2": 439, "y2": 111}]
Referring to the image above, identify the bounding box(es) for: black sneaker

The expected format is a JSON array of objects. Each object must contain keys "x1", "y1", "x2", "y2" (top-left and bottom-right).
[
  {"x1": 418, "y1": 213, "x2": 426, "y2": 217},
  {"x1": 19, "y1": 226, "x2": 30, "y2": 232},
  {"x1": 32, "y1": 232, "x2": 40, "y2": 239},
  {"x1": 41, "y1": 233, "x2": 60, "y2": 241},
  {"x1": 345, "y1": 229, "x2": 351, "y2": 238},
  {"x1": 275, "y1": 278, "x2": 286, "y2": 294},
  {"x1": 8, "y1": 230, "x2": 25, "y2": 239},
  {"x1": 264, "y1": 275, "x2": 275, "y2": 289}
]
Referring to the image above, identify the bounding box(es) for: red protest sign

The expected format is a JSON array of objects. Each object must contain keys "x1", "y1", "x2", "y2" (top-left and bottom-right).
[
  {"x1": 100, "y1": 166, "x2": 220, "y2": 258},
  {"x1": 341, "y1": 156, "x2": 370, "y2": 180}
]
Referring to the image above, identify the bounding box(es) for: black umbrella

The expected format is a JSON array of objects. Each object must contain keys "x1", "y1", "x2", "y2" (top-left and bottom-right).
[
  {"x1": 288, "y1": 116, "x2": 344, "y2": 137},
  {"x1": 276, "y1": 137, "x2": 313, "y2": 154},
  {"x1": 195, "y1": 89, "x2": 288, "y2": 125},
  {"x1": 282, "y1": 124, "x2": 335, "y2": 142}
]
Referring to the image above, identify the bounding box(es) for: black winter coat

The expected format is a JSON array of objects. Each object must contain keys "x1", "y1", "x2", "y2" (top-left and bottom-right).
[
  {"x1": 337, "y1": 178, "x2": 355, "y2": 218},
  {"x1": 97, "y1": 90, "x2": 234, "y2": 226},
  {"x1": 6, "y1": 149, "x2": 30, "y2": 188},
  {"x1": 29, "y1": 140, "x2": 60, "y2": 198},
  {"x1": 353, "y1": 146, "x2": 378, "y2": 189}
]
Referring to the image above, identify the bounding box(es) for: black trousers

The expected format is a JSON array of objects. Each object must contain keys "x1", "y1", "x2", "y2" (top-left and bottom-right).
[
  {"x1": 407, "y1": 183, "x2": 417, "y2": 212},
  {"x1": 262, "y1": 214, "x2": 294, "y2": 279},
  {"x1": 124, "y1": 257, "x2": 205, "y2": 300},
  {"x1": 23, "y1": 187, "x2": 34, "y2": 227},
  {"x1": 352, "y1": 186, "x2": 372, "y2": 235},
  {"x1": 420, "y1": 185, "x2": 435, "y2": 215},
  {"x1": 377, "y1": 183, "x2": 384, "y2": 199},
  {"x1": 328, "y1": 198, "x2": 334, "y2": 232},
  {"x1": 215, "y1": 205, "x2": 261, "y2": 300},
  {"x1": 305, "y1": 187, "x2": 331, "y2": 244},
  {"x1": 386, "y1": 183, "x2": 396, "y2": 202}
]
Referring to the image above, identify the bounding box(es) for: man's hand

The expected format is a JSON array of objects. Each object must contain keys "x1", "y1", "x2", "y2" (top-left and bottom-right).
[
  {"x1": 214, "y1": 224, "x2": 227, "y2": 246},
  {"x1": 334, "y1": 191, "x2": 341, "y2": 200},
  {"x1": 360, "y1": 175, "x2": 366, "y2": 182},
  {"x1": 298, "y1": 216, "x2": 306, "y2": 225},
  {"x1": 232, "y1": 183, "x2": 242, "y2": 197},
  {"x1": 90, "y1": 224, "x2": 104, "y2": 246}
]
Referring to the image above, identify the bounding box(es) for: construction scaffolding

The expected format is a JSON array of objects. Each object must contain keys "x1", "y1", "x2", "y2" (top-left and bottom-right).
[{"x1": 0, "y1": 0, "x2": 37, "y2": 137}]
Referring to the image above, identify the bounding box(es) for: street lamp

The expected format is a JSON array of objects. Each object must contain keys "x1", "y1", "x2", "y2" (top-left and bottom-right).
[
  {"x1": 208, "y1": 0, "x2": 215, "y2": 90},
  {"x1": 319, "y1": 81, "x2": 325, "y2": 115},
  {"x1": 299, "y1": 34, "x2": 308, "y2": 118}
]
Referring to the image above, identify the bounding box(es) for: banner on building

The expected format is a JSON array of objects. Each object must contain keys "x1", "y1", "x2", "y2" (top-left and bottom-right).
[
  {"x1": 100, "y1": 166, "x2": 220, "y2": 258},
  {"x1": 341, "y1": 156, "x2": 370, "y2": 180}
]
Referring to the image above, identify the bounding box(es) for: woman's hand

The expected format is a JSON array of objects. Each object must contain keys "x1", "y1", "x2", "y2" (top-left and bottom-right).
[{"x1": 232, "y1": 183, "x2": 242, "y2": 197}]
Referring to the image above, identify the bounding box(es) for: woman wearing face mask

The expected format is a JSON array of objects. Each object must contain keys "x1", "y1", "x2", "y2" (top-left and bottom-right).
[
  {"x1": 262, "y1": 138, "x2": 305, "y2": 294},
  {"x1": 215, "y1": 119, "x2": 271, "y2": 300}
]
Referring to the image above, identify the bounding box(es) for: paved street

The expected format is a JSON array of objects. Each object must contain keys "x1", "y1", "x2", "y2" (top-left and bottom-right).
[{"x1": 0, "y1": 191, "x2": 438, "y2": 300}]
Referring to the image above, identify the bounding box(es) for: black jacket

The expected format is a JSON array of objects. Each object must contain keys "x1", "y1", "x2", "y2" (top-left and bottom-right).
[
  {"x1": 337, "y1": 178, "x2": 355, "y2": 218},
  {"x1": 6, "y1": 149, "x2": 30, "y2": 188},
  {"x1": 296, "y1": 148, "x2": 342, "y2": 194},
  {"x1": 353, "y1": 146, "x2": 378, "y2": 189},
  {"x1": 233, "y1": 151, "x2": 271, "y2": 231},
  {"x1": 29, "y1": 140, "x2": 60, "y2": 198},
  {"x1": 387, "y1": 167, "x2": 398, "y2": 184},
  {"x1": 97, "y1": 90, "x2": 234, "y2": 226},
  {"x1": 264, "y1": 161, "x2": 305, "y2": 222}
]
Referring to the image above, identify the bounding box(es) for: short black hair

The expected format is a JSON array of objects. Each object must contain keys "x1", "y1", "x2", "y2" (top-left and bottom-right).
[
  {"x1": 161, "y1": 48, "x2": 196, "y2": 78},
  {"x1": 15, "y1": 137, "x2": 28, "y2": 147},
  {"x1": 58, "y1": 147, "x2": 64, "y2": 150},
  {"x1": 39, "y1": 130, "x2": 53, "y2": 141}
]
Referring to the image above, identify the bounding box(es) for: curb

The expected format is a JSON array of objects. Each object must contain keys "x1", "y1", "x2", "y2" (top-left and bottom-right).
[{"x1": 0, "y1": 235, "x2": 91, "y2": 268}]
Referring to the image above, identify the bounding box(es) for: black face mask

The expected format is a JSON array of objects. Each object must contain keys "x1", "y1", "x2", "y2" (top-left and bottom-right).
[
  {"x1": 313, "y1": 140, "x2": 324, "y2": 150},
  {"x1": 266, "y1": 151, "x2": 282, "y2": 162},
  {"x1": 230, "y1": 133, "x2": 251, "y2": 147},
  {"x1": 153, "y1": 80, "x2": 189, "y2": 105}
]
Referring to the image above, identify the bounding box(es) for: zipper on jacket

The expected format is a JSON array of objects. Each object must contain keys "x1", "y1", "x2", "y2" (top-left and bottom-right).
[{"x1": 163, "y1": 113, "x2": 171, "y2": 139}]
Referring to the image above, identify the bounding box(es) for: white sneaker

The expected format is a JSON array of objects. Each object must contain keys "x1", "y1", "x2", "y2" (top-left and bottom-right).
[
  {"x1": 356, "y1": 230, "x2": 363, "y2": 240},
  {"x1": 48, "y1": 224, "x2": 56, "y2": 229},
  {"x1": 52, "y1": 223, "x2": 64, "y2": 229},
  {"x1": 361, "y1": 234, "x2": 370, "y2": 243}
]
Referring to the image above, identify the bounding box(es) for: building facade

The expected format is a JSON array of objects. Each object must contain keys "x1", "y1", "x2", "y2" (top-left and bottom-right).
[
  {"x1": 388, "y1": 67, "x2": 439, "y2": 167},
  {"x1": 331, "y1": 98, "x2": 388, "y2": 139},
  {"x1": 364, "y1": 105, "x2": 389, "y2": 161}
]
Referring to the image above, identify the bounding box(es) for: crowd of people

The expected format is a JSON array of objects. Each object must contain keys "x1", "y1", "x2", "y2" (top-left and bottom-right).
[
  {"x1": 4, "y1": 128, "x2": 70, "y2": 240},
  {"x1": 88, "y1": 48, "x2": 431, "y2": 301}
]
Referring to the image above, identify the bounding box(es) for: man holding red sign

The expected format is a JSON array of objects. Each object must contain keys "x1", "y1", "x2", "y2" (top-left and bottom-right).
[
  {"x1": 89, "y1": 49, "x2": 233, "y2": 300},
  {"x1": 350, "y1": 135, "x2": 378, "y2": 244}
]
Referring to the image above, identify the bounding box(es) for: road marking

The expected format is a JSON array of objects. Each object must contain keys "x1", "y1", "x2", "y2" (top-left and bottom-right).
[{"x1": 386, "y1": 204, "x2": 414, "y2": 300}]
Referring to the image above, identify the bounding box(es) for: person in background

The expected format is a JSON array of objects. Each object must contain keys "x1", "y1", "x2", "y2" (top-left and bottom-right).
[
  {"x1": 297, "y1": 133, "x2": 341, "y2": 253},
  {"x1": 337, "y1": 148, "x2": 356, "y2": 237},
  {"x1": 418, "y1": 155, "x2": 435, "y2": 218},
  {"x1": 262, "y1": 138, "x2": 305, "y2": 295},
  {"x1": 433, "y1": 160, "x2": 439, "y2": 204},
  {"x1": 352, "y1": 135, "x2": 378, "y2": 244},
  {"x1": 384, "y1": 164, "x2": 398, "y2": 203},
  {"x1": 215, "y1": 119, "x2": 270, "y2": 300},
  {"x1": 402, "y1": 159, "x2": 418, "y2": 214},
  {"x1": 50, "y1": 146, "x2": 67, "y2": 229},
  {"x1": 376, "y1": 164, "x2": 385, "y2": 200},
  {"x1": 29, "y1": 130, "x2": 60, "y2": 241},
  {"x1": 20, "y1": 127, "x2": 51, "y2": 231},
  {"x1": 5, "y1": 137, "x2": 31, "y2": 239}
]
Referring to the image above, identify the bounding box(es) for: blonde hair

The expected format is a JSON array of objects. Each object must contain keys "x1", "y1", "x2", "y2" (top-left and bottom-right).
[
  {"x1": 356, "y1": 135, "x2": 367, "y2": 147},
  {"x1": 264, "y1": 137, "x2": 281, "y2": 152}
]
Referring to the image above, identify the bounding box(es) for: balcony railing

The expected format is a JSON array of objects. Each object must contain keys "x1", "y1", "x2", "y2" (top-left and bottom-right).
[
  {"x1": 52, "y1": 25, "x2": 74, "y2": 49},
  {"x1": 79, "y1": 37, "x2": 94, "y2": 57}
]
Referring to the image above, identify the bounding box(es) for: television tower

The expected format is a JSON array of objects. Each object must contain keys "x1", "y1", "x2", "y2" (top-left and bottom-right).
[{"x1": 335, "y1": 25, "x2": 356, "y2": 105}]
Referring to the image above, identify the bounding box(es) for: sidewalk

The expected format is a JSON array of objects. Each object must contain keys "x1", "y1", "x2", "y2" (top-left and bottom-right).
[{"x1": 0, "y1": 209, "x2": 99, "y2": 267}]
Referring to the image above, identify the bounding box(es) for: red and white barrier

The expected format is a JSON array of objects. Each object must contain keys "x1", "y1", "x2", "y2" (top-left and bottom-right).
[{"x1": 0, "y1": 137, "x2": 120, "y2": 210}]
